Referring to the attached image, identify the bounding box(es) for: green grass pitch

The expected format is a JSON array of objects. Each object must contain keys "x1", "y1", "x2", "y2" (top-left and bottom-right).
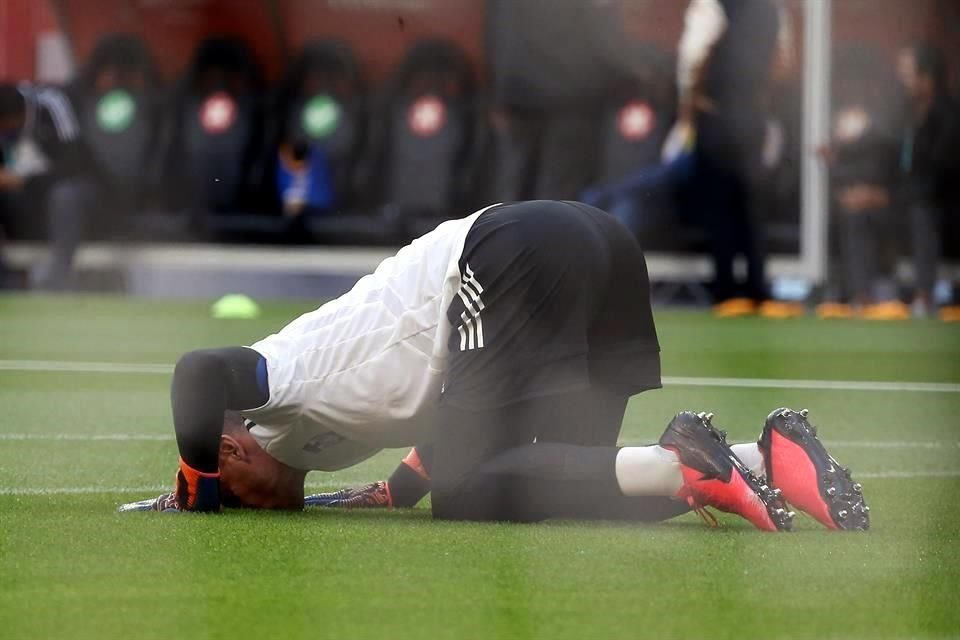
[{"x1": 1, "y1": 294, "x2": 959, "y2": 639}]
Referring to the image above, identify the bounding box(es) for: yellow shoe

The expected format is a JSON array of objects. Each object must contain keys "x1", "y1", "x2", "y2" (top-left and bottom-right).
[
  {"x1": 861, "y1": 301, "x2": 910, "y2": 321},
  {"x1": 815, "y1": 302, "x2": 855, "y2": 319},
  {"x1": 939, "y1": 306, "x2": 960, "y2": 322},
  {"x1": 759, "y1": 300, "x2": 805, "y2": 318},
  {"x1": 713, "y1": 298, "x2": 757, "y2": 318}
]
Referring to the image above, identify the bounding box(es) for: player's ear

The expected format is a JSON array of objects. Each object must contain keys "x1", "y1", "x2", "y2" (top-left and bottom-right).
[{"x1": 220, "y1": 434, "x2": 250, "y2": 462}]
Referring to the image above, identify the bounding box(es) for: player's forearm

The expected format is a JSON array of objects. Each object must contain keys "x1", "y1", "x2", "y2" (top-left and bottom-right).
[{"x1": 171, "y1": 347, "x2": 267, "y2": 472}]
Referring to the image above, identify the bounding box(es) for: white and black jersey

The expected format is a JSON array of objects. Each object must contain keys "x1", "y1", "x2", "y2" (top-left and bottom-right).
[
  {"x1": 243, "y1": 205, "x2": 494, "y2": 470},
  {"x1": 243, "y1": 201, "x2": 660, "y2": 472}
]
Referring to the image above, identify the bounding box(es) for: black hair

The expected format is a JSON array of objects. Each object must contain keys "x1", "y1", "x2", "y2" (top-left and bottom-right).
[
  {"x1": 0, "y1": 84, "x2": 26, "y2": 119},
  {"x1": 911, "y1": 41, "x2": 947, "y2": 95}
]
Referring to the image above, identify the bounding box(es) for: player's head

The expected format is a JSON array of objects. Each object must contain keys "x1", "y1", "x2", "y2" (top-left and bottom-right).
[
  {"x1": 0, "y1": 84, "x2": 26, "y2": 141},
  {"x1": 217, "y1": 411, "x2": 307, "y2": 510}
]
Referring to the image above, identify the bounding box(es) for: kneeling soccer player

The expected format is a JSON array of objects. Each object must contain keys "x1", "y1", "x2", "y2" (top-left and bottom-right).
[{"x1": 121, "y1": 200, "x2": 869, "y2": 531}]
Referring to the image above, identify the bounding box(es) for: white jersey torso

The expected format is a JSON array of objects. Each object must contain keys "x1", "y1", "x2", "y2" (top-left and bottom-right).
[{"x1": 243, "y1": 207, "x2": 493, "y2": 471}]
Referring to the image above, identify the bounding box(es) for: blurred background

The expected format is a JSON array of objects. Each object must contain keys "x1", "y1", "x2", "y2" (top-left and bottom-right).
[{"x1": 0, "y1": 0, "x2": 958, "y2": 318}]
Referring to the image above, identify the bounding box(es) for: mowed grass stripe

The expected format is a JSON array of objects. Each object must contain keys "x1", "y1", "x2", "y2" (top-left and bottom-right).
[
  {"x1": 3, "y1": 433, "x2": 957, "y2": 449},
  {"x1": 2, "y1": 359, "x2": 958, "y2": 393},
  {"x1": 4, "y1": 471, "x2": 960, "y2": 496}
]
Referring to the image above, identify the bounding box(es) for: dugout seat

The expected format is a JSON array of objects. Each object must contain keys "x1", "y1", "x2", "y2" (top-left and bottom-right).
[
  {"x1": 592, "y1": 46, "x2": 687, "y2": 251},
  {"x1": 361, "y1": 39, "x2": 483, "y2": 241},
  {"x1": 272, "y1": 40, "x2": 392, "y2": 244},
  {"x1": 276, "y1": 40, "x2": 365, "y2": 203},
  {"x1": 163, "y1": 37, "x2": 268, "y2": 237},
  {"x1": 595, "y1": 47, "x2": 676, "y2": 186},
  {"x1": 71, "y1": 34, "x2": 163, "y2": 210}
]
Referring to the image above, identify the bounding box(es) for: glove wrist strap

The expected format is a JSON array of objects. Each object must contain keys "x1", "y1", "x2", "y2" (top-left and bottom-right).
[{"x1": 176, "y1": 458, "x2": 221, "y2": 512}]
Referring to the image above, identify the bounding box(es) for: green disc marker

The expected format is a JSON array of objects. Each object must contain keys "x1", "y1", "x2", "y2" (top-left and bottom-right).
[
  {"x1": 302, "y1": 95, "x2": 340, "y2": 139},
  {"x1": 96, "y1": 89, "x2": 136, "y2": 133},
  {"x1": 211, "y1": 294, "x2": 261, "y2": 320}
]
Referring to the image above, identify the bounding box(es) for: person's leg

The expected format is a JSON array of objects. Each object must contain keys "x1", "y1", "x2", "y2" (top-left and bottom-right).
[
  {"x1": 910, "y1": 200, "x2": 941, "y2": 310},
  {"x1": 838, "y1": 209, "x2": 874, "y2": 305},
  {"x1": 741, "y1": 180, "x2": 769, "y2": 302},
  {"x1": 0, "y1": 190, "x2": 17, "y2": 288},
  {"x1": 31, "y1": 176, "x2": 98, "y2": 290},
  {"x1": 607, "y1": 197, "x2": 644, "y2": 236},
  {"x1": 695, "y1": 155, "x2": 737, "y2": 302},
  {"x1": 429, "y1": 388, "x2": 691, "y2": 523}
]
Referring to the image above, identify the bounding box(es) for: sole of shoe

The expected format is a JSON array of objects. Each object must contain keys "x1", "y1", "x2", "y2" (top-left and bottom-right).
[{"x1": 760, "y1": 408, "x2": 870, "y2": 531}]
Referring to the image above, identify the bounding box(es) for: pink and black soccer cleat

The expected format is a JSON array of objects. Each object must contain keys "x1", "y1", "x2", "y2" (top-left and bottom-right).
[
  {"x1": 660, "y1": 411, "x2": 793, "y2": 532},
  {"x1": 759, "y1": 408, "x2": 870, "y2": 531}
]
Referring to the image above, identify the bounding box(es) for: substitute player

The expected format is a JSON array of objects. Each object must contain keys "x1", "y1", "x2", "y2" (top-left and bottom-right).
[{"x1": 122, "y1": 201, "x2": 868, "y2": 531}]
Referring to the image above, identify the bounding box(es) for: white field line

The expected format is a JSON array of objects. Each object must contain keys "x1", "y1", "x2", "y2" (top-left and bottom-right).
[
  {"x1": 0, "y1": 433, "x2": 171, "y2": 441},
  {"x1": 3, "y1": 471, "x2": 960, "y2": 496},
  {"x1": 0, "y1": 360, "x2": 173, "y2": 374},
  {"x1": 0, "y1": 483, "x2": 375, "y2": 496},
  {"x1": 857, "y1": 470, "x2": 960, "y2": 479},
  {"x1": 2, "y1": 359, "x2": 959, "y2": 394},
  {"x1": 3, "y1": 433, "x2": 959, "y2": 451},
  {"x1": 662, "y1": 376, "x2": 960, "y2": 394}
]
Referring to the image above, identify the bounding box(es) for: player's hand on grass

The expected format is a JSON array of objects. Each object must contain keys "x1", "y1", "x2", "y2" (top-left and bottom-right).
[
  {"x1": 304, "y1": 481, "x2": 393, "y2": 509},
  {"x1": 118, "y1": 492, "x2": 181, "y2": 512},
  {"x1": 118, "y1": 459, "x2": 222, "y2": 513},
  {"x1": 173, "y1": 457, "x2": 221, "y2": 511}
]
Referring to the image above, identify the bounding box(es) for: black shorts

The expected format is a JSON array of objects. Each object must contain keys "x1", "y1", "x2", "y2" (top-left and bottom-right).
[{"x1": 441, "y1": 200, "x2": 661, "y2": 410}]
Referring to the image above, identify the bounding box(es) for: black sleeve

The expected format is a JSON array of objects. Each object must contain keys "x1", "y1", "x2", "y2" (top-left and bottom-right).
[{"x1": 171, "y1": 347, "x2": 269, "y2": 472}]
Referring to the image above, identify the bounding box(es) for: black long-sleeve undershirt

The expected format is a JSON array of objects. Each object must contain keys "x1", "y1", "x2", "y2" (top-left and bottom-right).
[{"x1": 170, "y1": 347, "x2": 268, "y2": 473}]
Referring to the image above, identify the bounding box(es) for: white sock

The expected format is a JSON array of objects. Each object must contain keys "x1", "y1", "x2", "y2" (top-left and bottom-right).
[
  {"x1": 730, "y1": 443, "x2": 765, "y2": 476},
  {"x1": 615, "y1": 445, "x2": 683, "y2": 497},
  {"x1": 615, "y1": 442, "x2": 767, "y2": 497}
]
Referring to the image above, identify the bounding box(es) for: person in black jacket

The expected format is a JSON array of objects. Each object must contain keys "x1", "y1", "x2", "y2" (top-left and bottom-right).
[
  {"x1": 485, "y1": 0, "x2": 656, "y2": 202},
  {"x1": 896, "y1": 42, "x2": 958, "y2": 317},
  {"x1": 0, "y1": 83, "x2": 93, "y2": 290}
]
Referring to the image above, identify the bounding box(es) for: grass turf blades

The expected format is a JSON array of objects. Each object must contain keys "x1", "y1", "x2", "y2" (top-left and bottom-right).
[{"x1": 1, "y1": 294, "x2": 959, "y2": 639}]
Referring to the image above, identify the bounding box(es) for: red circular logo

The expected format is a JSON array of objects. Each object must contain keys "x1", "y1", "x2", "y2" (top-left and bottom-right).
[
  {"x1": 408, "y1": 95, "x2": 446, "y2": 137},
  {"x1": 618, "y1": 101, "x2": 655, "y2": 141},
  {"x1": 199, "y1": 91, "x2": 237, "y2": 135}
]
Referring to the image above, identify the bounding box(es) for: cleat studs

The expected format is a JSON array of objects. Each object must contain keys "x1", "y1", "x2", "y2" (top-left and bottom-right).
[
  {"x1": 838, "y1": 510, "x2": 848, "y2": 519},
  {"x1": 863, "y1": 506, "x2": 870, "y2": 513},
  {"x1": 787, "y1": 511, "x2": 796, "y2": 519},
  {"x1": 705, "y1": 412, "x2": 715, "y2": 423},
  {"x1": 799, "y1": 408, "x2": 809, "y2": 418},
  {"x1": 853, "y1": 483, "x2": 862, "y2": 493},
  {"x1": 826, "y1": 487, "x2": 837, "y2": 497}
]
